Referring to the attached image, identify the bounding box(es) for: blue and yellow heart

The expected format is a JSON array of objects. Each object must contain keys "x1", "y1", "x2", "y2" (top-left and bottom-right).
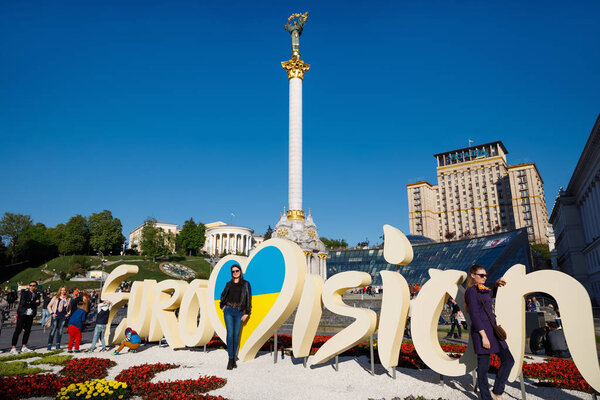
[{"x1": 212, "y1": 246, "x2": 286, "y2": 349}]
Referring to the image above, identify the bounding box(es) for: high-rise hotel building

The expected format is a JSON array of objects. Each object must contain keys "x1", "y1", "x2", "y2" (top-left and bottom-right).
[{"x1": 407, "y1": 141, "x2": 549, "y2": 244}]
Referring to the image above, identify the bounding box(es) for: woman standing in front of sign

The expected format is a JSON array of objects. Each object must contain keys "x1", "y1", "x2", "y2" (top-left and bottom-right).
[
  {"x1": 464, "y1": 264, "x2": 514, "y2": 400},
  {"x1": 220, "y1": 264, "x2": 252, "y2": 370}
]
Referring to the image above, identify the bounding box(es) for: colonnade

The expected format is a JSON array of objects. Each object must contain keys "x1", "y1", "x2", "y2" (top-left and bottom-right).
[
  {"x1": 303, "y1": 251, "x2": 328, "y2": 280},
  {"x1": 208, "y1": 232, "x2": 253, "y2": 256}
]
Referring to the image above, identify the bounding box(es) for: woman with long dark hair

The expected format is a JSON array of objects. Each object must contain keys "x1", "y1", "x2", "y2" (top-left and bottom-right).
[
  {"x1": 464, "y1": 264, "x2": 514, "y2": 400},
  {"x1": 219, "y1": 264, "x2": 251, "y2": 370}
]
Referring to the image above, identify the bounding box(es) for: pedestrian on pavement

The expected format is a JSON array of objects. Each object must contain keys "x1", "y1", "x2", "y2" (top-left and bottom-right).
[
  {"x1": 445, "y1": 297, "x2": 462, "y2": 339},
  {"x1": 67, "y1": 301, "x2": 86, "y2": 353},
  {"x1": 464, "y1": 264, "x2": 514, "y2": 400},
  {"x1": 47, "y1": 286, "x2": 71, "y2": 350},
  {"x1": 10, "y1": 281, "x2": 41, "y2": 354},
  {"x1": 41, "y1": 289, "x2": 52, "y2": 328},
  {"x1": 88, "y1": 300, "x2": 111, "y2": 352}
]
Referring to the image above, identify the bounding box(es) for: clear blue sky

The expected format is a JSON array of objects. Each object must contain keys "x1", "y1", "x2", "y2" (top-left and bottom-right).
[{"x1": 1, "y1": 0, "x2": 599, "y2": 247}]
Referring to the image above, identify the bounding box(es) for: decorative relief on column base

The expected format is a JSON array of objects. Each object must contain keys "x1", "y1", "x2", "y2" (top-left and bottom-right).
[{"x1": 287, "y1": 209, "x2": 305, "y2": 220}]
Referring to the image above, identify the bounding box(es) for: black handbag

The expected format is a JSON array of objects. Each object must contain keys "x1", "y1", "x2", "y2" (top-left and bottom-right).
[{"x1": 476, "y1": 290, "x2": 507, "y2": 341}]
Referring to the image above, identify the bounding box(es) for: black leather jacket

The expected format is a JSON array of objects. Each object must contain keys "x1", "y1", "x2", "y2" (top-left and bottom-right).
[
  {"x1": 220, "y1": 280, "x2": 252, "y2": 316},
  {"x1": 17, "y1": 290, "x2": 40, "y2": 316}
]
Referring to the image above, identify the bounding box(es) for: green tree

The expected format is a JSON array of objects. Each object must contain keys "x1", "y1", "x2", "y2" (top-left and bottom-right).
[
  {"x1": 59, "y1": 215, "x2": 90, "y2": 255},
  {"x1": 49, "y1": 224, "x2": 66, "y2": 255},
  {"x1": 264, "y1": 225, "x2": 273, "y2": 240},
  {"x1": 0, "y1": 240, "x2": 7, "y2": 267},
  {"x1": 321, "y1": 237, "x2": 348, "y2": 250},
  {"x1": 140, "y1": 218, "x2": 169, "y2": 261},
  {"x1": 0, "y1": 212, "x2": 33, "y2": 263},
  {"x1": 88, "y1": 210, "x2": 125, "y2": 254},
  {"x1": 15, "y1": 223, "x2": 58, "y2": 264},
  {"x1": 176, "y1": 218, "x2": 205, "y2": 256}
]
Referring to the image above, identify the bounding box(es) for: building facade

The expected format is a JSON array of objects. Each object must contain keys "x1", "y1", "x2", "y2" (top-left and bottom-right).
[
  {"x1": 407, "y1": 141, "x2": 549, "y2": 244},
  {"x1": 204, "y1": 225, "x2": 254, "y2": 257},
  {"x1": 550, "y1": 114, "x2": 600, "y2": 306},
  {"x1": 128, "y1": 221, "x2": 182, "y2": 253}
]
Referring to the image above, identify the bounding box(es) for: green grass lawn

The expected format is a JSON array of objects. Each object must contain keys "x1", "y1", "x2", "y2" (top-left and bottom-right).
[{"x1": 103, "y1": 256, "x2": 211, "y2": 281}]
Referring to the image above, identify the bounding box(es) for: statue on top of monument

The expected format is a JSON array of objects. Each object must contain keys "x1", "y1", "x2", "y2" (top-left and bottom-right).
[{"x1": 284, "y1": 12, "x2": 309, "y2": 60}]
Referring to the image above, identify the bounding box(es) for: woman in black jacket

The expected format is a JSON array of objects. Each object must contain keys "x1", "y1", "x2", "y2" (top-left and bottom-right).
[{"x1": 220, "y1": 264, "x2": 251, "y2": 370}]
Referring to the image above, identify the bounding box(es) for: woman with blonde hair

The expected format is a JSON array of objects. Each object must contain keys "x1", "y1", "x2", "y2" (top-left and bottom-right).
[
  {"x1": 464, "y1": 264, "x2": 514, "y2": 400},
  {"x1": 47, "y1": 286, "x2": 71, "y2": 350}
]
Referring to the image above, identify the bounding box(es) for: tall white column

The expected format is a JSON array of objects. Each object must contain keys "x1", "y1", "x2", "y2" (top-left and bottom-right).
[{"x1": 289, "y1": 77, "x2": 303, "y2": 212}]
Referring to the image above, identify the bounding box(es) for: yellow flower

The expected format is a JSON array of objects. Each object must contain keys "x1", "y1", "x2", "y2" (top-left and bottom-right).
[
  {"x1": 118, "y1": 396, "x2": 124, "y2": 399},
  {"x1": 85, "y1": 396, "x2": 91, "y2": 399}
]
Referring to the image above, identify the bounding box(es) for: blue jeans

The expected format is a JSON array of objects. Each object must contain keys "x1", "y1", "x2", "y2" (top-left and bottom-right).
[
  {"x1": 41, "y1": 309, "x2": 50, "y2": 327},
  {"x1": 89, "y1": 324, "x2": 106, "y2": 350},
  {"x1": 223, "y1": 305, "x2": 243, "y2": 359},
  {"x1": 477, "y1": 347, "x2": 515, "y2": 400},
  {"x1": 48, "y1": 316, "x2": 66, "y2": 349}
]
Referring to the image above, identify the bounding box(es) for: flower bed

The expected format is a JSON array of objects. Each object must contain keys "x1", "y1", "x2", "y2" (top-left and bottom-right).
[
  {"x1": 0, "y1": 357, "x2": 116, "y2": 400},
  {"x1": 56, "y1": 379, "x2": 128, "y2": 400},
  {"x1": 235, "y1": 334, "x2": 595, "y2": 394},
  {"x1": 114, "y1": 363, "x2": 228, "y2": 400}
]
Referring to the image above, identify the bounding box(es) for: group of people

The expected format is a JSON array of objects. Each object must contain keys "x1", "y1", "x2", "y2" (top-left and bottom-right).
[
  {"x1": 7, "y1": 282, "x2": 115, "y2": 355},
  {"x1": 529, "y1": 321, "x2": 571, "y2": 358},
  {"x1": 3, "y1": 263, "x2": 573, "y2": 400}
]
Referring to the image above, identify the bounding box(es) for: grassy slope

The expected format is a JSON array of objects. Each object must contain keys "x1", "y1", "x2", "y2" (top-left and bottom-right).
[
  {"x1": 5, "y1": 255, "x2": 211, "y2": 290},
  {"x1": 5, "y1": 256, "x2": 100, "y2": 288},
  {"x1": 103, "y1": 256, "x2": 211, "y2": 281}
]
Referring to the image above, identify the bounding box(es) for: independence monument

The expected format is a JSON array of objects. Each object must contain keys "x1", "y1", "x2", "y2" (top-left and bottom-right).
[{"x1": 273, "y1": 12, "x2": 327, "y2": 279}]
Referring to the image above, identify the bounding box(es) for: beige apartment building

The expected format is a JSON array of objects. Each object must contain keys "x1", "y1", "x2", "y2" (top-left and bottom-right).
[
  {"x1": 128, "y1": 220, "x2": 182, "y2": 253},
  {"x1": 407, "y1": 141, "x2": 548, "y2": 244}
]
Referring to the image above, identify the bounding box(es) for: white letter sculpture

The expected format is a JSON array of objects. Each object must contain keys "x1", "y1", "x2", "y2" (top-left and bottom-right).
[
  {"x1": 495, "y1": 264, "x2": 600, "y2": 392},
  {"x1": 101, "y1": 264, "x2": 139, "y2": 344},
  {"x1": 178, "y1": 279, "x2": 214, "y2": 347},
  {"x1": 411, "y1": 269, "x2": 477, "y2": 376},
  {"x1": 292, "y1": 274, "x2": 325, "y2": 358},
  {"x1": 377, "y1": 224, "x2": 413, "y2": 369},
  {"x1": 311, "y1": 271, "x2": 377, "y2": 365}
]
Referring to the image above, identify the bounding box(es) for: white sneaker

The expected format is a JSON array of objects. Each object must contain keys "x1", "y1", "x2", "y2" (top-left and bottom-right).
[
  {"x1": 10, "y1": 348, "x2": 19, "y2": 355},
  {"x1": 21, "y1": 347, "x2": 32, "y2": 353}
]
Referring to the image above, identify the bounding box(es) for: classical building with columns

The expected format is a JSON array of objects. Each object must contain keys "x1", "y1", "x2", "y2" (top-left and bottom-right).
[
  {"x1": 204, "y1": 225, "x2": 254, "y2": 256},
  {"x1": 550, "y1": 113, "x2": 600, "y2": 306}
]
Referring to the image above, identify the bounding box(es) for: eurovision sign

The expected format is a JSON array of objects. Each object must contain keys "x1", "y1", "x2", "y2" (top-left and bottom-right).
[{"x1": 101, "y1": 225, "x2": 600, "y2": 392}]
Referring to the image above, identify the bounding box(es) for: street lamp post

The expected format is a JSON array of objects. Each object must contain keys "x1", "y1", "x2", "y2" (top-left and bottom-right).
[{"x1": 97, "y1": 251, "x2": 105, "y2": 290}]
